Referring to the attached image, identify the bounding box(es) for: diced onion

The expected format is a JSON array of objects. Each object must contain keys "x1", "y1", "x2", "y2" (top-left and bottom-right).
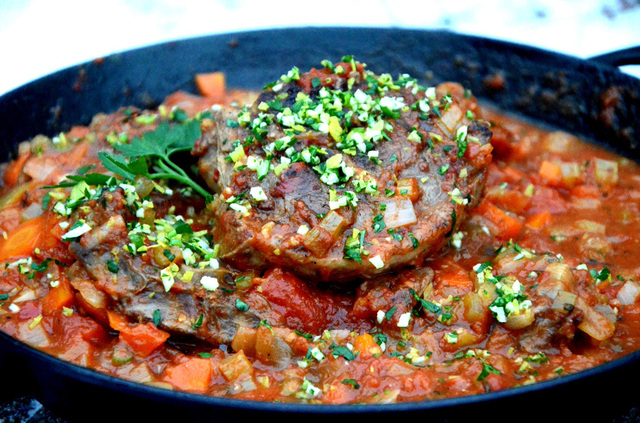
[
  {"x1": 463, "y1": 292, "x2": 485, "y2": 322},
  {"x1": 382, "y1": 197, "x2": 417, "y2": 229},
  {"x1": 397, "y1": 312, "x2": 411, "y2": 327},
  {"x1": 594, "y1": 304, "x2": 618, "y2": 324},
  {"x1": 20, "y1": 202, "x2": 44, "y2": 220},
  {"x1": 369, "y1": 255, "x2": 385, "y2": 269},
  {"x1": 200, "y1": 275, "x2": 219, "y2": 291},
  {"x1": 72, "y1": 279, "x2": 107, "y2": 310},
  {"x1": 318, "y1": 210, "x2": 346, "y2": 235},
  {"x1": 617, "y1": 281, "x2": 640, "y2": 305},
  {"x1": 594, "y1": 158, "x2": 618, "y2": 185},
  {"x1": 302, "y1": 210, "x2": 346, "y2": 255},
  {"x1": 551, "y1": 290, "x2": 577, "y2": 313},
  {"x1": 505, "y1": 309, "x2": 535, "y2": 331},
  {"x1": 576, "y1": 298, "x2": 616, "y2": 341},
  {"x1": 18, "y1": 321, "x2": 50, "y2": 348},
  {"x1": 439, "y1": 104, "x2": 463, "y2": 133},
  {"x1": 13, "y1": 289, "x2": 37, "y2": 303},
  {"x1": 255, "y1": 329, "x2": 292, "y2": 370},
  {"x1": 544, "y1": 131, "x2": 577, "y2": 153},
  {"x1": 575, "y1": 219, "x2": 606, "y2": 234},
  {"x1": 126, "y1": 364, "x2": 154, "y2": 383},
  {"x1": 62, "y1": 222, "x2": 92, "y2": 240},
  {"x1": 542, "y1": 262, "x2": 575, "y2": 295},
  {"x1": 0, "y1": 183, "x2": 34, "y2": 211},
  {"x1": 560, "y1": 162, "x2": 582, "y2": 186}
]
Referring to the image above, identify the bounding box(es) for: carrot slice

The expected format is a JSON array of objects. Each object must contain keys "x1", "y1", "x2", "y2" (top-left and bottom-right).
[
  {"x1": 352, "y1": 333, "x2": 383, "y2": 358},
  {"x1": 195, "y1": 72, "x2": 226, "y2": 98},
  {"x1": 538, "y1": 160, "x2": 562, "y2": 186},
  {"x1": 437, "y1": 270, "x2": 474, "y2": 295},
  {"x1": 42, "y1": 277, "x2": 74, "y2": 314},
  {"x1": 0, "y1": 211, "x2": 67, "y2": 263},
  {"x1": 0, "y1": 213, "x2": 49, "y2": 261},
  {"x1": 164, "y1": 357, "x2": 212, "y2": 393},
  {"x1": 107, "y1": 311, "x2": 170, "y2": 358},
  {"x1": 474, "y1": 199, "x2": 523, "y2": 241},
  {"x1": 3, "y1": 151, "x2": 31, "y2": 187},
  {"x1": 525, "y1": 211, "x2": 552, "y2": 229}
]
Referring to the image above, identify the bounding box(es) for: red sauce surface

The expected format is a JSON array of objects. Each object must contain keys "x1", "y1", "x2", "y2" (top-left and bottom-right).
[{"x1": 1, "y1": 81, "x2": 640, "y2": 405}]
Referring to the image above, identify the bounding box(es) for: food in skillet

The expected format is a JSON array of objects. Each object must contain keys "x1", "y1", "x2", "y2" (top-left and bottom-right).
[{"x1": 0, "y1": 57, "x2": 639, "y2": 404}]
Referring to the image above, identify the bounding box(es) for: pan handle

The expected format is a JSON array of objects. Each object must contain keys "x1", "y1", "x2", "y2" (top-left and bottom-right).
[{"x1": 588, "y1": 46, "x2": 640, "y2": 67}]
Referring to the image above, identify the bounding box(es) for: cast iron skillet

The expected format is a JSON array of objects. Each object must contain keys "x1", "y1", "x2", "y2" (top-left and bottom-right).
[{"x1": 1, "y1": 27, "x2": 639, "y2": 423}]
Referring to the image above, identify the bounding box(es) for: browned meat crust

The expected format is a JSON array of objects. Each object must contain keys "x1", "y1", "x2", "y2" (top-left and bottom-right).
[{"x1": 194, "y1": 59, "x2": 493, "y2": 282}]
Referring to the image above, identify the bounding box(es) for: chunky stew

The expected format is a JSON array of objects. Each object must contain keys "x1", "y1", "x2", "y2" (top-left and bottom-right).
[{"x1": 1, "y1": 58, "x2": 639, "y2": 404}]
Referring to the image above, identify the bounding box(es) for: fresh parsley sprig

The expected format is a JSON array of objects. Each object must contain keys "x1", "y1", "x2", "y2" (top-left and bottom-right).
[{"x1": 99, "y1": 119, "x2": 213, "y2": 202}]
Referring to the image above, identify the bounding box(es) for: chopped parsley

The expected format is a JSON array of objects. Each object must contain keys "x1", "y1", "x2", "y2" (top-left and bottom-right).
[
  {"x1": 152, "y1": 309, "x2": 162, "y2": 327},
  {"x1": 372, "y1": 214, "x2": 386, "y2": 233},
  {"x1": 344, "y1": 229, "x2": 368, "y2": 262},
  {"x1": 235, "y1": 298, "x2": 249, "y2": 311},
  {"x1": 590, "y1": 267, "x2": 611, "y2": 284},
  {"x1": 478, "y1": 361, "x2": 502, "y2": 381},
  {"x1": 330, "y1": 343, "x2": 357, "y2": 361},
  {"x1": 224, "y1": 58, "x2": 467, "y2": 215},
  {"x1": 106, "y1": 259, "x2": 119, "y2": 274},
  {"x1": 342, "y1": 379, "x2": 360, "y2": 389}
]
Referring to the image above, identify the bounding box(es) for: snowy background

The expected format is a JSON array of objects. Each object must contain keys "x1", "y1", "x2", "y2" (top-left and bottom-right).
[{"x1": 0, "y1": 0, "x2": 639, "y2": 96}]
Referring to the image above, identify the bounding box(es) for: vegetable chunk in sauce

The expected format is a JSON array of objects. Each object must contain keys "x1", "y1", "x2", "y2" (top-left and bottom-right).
[{"x1": 0, "y1": 58, "x2": 640, "y2": 405}]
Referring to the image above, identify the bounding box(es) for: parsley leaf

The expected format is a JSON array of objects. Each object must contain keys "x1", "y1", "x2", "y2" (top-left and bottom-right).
[
  {"x1": 342, "y1": 379, "x2": 360, "y2": 389},
  {"x1": 152, "y1": 309, "x2": 162, "y2": 327},
  {"x1": 99, "y1": 119, "x2": 213, "y2": 202},
  {"x1": 477, "y1": 362, "x2": 501, "y2": 381},
  {"x1": 330, "y1": 343, "x2": 357, "y2": 361}
]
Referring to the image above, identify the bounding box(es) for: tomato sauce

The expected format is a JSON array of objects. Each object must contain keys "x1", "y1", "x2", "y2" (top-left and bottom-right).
[{"x1": 1, "y1": 69, "x2": 640, "y2": 405}]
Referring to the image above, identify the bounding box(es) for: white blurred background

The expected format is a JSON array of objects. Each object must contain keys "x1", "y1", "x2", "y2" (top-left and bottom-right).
[{"x1": 0, "y1": 0, "x2": 639, "y2": 96}]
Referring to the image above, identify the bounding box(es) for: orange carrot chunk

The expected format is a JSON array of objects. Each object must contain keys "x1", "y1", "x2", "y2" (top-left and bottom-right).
[
  {"x1": 41, "y1": 277, "x2": 75, "y2": 314},
  {"x1": 164, "y1": 357, "x2": 213, "y2": 393},
  {"x1": 474, "y1": 199, "x2": 523, "y2": 241},
  {"x1": 525, "y1": 211, "x2": 552, "y2": 229},
  {"x1": 538, "y1": 160, "x2": 562, "y2": 186},
  {"x1": 107, "y1": 311, "x2": 170, "y2": 358},
  {"x1": 0, "y1": 213, "x2": 49, "y2": 261},
  {"x1": 195, "y1": 72, "x2": 226, "y2": 98},
  {"x1": 3, "y1": 151, "x2": 31, "y2": 187}
]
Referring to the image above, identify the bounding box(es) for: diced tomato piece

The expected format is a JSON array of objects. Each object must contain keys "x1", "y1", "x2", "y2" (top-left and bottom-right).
[
  {"x1": 571, "y1": 184, "x2": 601, "y2": 199},
  {"x1": 435, "y1": 269, "x2": 474, "y2": 298},
  {"x1": 66, "y1": 126, "x2": 90, "y2": 140},
  {"x1": 251, "y1": 268, "x2": 327, "y2": 333},
  {"x1": 219, "y1": 350, "x2": 253, "y2": 382},
  {"x1": 297, "y1": 61, "x2": 365, "y2": 92},
  {"x1": 485, "y1": 186, "x2": 530, "y2": 214},
  {"x1": 0, "y1": 211, "x2": 67, "y2": 263}
]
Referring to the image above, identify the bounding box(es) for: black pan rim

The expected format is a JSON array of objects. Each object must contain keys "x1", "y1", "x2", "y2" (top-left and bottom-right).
[
  {"x1": 3, "y1": 327, "x2": 639, "y2": 415},
  {"x1": 3, "y1": 24, "x2": 635, "y2": 99}
]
